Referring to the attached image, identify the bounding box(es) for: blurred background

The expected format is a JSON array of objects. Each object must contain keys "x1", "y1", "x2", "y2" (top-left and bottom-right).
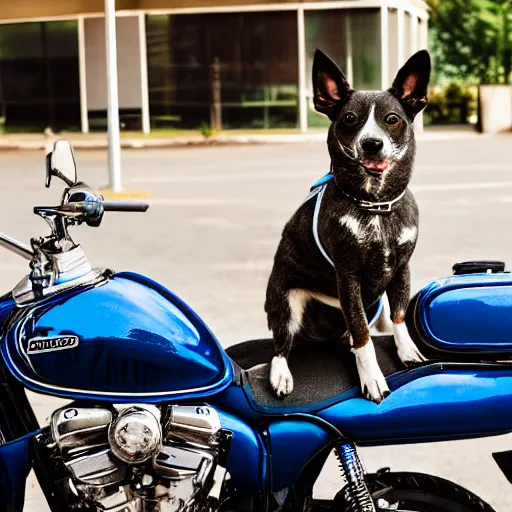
[
  {"x1": 1, "y1": 0, "x2": 512, "y2": 511},
  {"x1": 0, "y1": 0, "x2": 509, "y2": 136}
]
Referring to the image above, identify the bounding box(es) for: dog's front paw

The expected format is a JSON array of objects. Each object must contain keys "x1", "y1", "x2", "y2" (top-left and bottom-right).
[
  {"x1": 353, "y1": 344, "x2": 390, "y2": 404},
  {"x1": 270, "y1": 356, "x2": 294, "y2": 397},
  {"x1": 393, "y1": 322, "x2": 427, "y2": 364},
  {"x1": 359, "y1": 369, "x2": 390, "y2": 404}
]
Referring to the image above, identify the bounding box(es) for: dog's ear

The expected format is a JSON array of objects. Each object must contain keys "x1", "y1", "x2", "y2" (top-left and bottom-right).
[
  {"x1": 389, "y1": 50, "x2": 431, "y2": 119},
  {"x1": 312, "y1": 50, "x2": 353, "y2": 121}
]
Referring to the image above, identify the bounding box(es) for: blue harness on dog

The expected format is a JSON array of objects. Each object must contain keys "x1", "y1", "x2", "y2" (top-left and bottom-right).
[
  {"x1": 303, "y1": 172, "x2": 394, "y2": 326},
  {"x1": 302, "y1": 173, "x2": 335, "y2": 267},
  {"x1": 304, "y1": 171, "x2": 407, "y2": 267}
]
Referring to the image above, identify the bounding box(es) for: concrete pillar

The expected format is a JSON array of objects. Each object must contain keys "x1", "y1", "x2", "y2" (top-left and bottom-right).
[
  {"x1": 416, "y1": 17, "x2": 429, "y2": 134},
  {"x1": 78, "y1": 16, "x2": 89, "y2": 133},
  {"x1": 138, "y1": 12, "x2": 150, "y2": 134},
  {"x1": 297, "y1": 6, "x2": 307, "y2": 133},
  {"x1": 105, "y1": 0, "x2": 122, "y2": 192},
  {"x1": 345, "y1": 14, "x2": 353, "y2": 85},
  {"x1": 410, "y1": 12, "x2": 419, "y2": 54},
  {"x1": 397, "y1": 8, "x2": 405, "y2": 66},
  {"x1": 380, "y1": 7, "x2": 389, "y2": 90}
]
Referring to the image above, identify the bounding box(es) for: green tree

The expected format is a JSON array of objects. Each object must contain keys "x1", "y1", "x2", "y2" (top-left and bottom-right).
[{"x1": 428, "y1": 0, "x2": 512, "y2": 84}]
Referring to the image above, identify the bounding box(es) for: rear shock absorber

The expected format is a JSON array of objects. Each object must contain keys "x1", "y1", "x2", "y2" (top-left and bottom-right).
[{"x1": 335, "y1": 442, "x2": 376, "y2": 512}]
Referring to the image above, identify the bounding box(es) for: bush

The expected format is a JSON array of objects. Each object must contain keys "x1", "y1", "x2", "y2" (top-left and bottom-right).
[
  {"x1": 424, "y1": 83, "x2": 477, "y2": 125},
  {"x1": 200, "y1": 123, "x2": 214, "y2": 139}
]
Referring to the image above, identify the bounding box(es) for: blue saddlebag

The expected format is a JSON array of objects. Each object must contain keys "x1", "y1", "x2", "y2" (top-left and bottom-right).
[{"x1": 409, "y1": 269, "x2": 512, "y2": 357}]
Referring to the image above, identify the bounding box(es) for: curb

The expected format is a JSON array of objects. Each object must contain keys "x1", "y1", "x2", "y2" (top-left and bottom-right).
[
  {"x1": 99, "y1": 188, "x2": 153, "y2": 200},
  {"x1": 0, "y1": 134, "x2": 328, "y2": 151},
  {"x1": 0, "y1": 130, "x2": 496, "y2": 151}
]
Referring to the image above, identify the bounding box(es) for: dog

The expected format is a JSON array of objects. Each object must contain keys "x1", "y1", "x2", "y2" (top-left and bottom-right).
[{"x1": 264, "y1": 49, "x2": 431, "y2": 403}]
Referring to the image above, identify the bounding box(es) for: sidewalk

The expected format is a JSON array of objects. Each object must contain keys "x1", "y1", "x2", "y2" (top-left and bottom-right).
[{"x1": 0, "y1": 124, "x2": 491, "y2": 151}]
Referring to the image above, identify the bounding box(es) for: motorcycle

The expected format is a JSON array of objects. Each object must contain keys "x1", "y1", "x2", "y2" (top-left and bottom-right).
[{"x1": 0, "y1": 140, "x2": 509, "y2": 512}]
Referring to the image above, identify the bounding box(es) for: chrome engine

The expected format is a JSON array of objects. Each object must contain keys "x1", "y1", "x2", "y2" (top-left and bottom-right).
[{"x1": 46, "y1": 404, "x2": 230, "y2": 511}]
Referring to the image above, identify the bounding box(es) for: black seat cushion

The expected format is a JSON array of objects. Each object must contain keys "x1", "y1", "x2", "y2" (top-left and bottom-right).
[{"x1": 226, "y1": 336, "x2": 405, "y2": 413}]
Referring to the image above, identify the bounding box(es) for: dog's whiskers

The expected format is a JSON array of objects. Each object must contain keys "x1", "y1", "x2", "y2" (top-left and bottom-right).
[
  {"x1": 392, "y1": 136, "x2": 413, "y2": 159},
  {"x1": 333, "y1": 129, "x2": 361, "y2": 165}
]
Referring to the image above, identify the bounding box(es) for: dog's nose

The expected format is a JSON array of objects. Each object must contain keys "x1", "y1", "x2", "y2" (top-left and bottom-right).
[{"x1": 361, "y1": 138, "x2": 384, "y2": 156}]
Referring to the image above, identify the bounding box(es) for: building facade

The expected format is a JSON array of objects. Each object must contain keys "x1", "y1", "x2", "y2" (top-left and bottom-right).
[{"x1": 0, "y1": 0, "x2": 428, "y2": 133}]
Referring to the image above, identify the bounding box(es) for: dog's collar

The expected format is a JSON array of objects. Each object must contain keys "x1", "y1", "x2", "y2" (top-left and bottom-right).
[
  {"x1": 310, "y1": 173, "x2": 406, "y2": 215},
  {"x1": 339, "y1": 188, "x2": 406, "y2": 215}
]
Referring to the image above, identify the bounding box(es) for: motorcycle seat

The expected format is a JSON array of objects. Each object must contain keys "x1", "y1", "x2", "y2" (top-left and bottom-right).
[
  {"x1": 227, "y1": 313, "x2": 512, "y2": 414},
  {"x1": 226, "y1": 335, "x2": 405, "y2": 413}
]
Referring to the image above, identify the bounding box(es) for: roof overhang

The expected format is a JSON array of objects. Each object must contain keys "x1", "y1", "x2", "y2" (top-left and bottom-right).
[{"x1": 0, "y1": 0, "x2": 428, "y2": 23}]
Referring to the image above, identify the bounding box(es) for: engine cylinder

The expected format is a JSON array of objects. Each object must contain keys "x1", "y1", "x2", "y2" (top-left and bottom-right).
[
  {"x1": 109, "y1": 406, "x2": 162, "y2": 464},
  {"x1": 48, "y1": 403, "x2": 227, "y2": 511}
]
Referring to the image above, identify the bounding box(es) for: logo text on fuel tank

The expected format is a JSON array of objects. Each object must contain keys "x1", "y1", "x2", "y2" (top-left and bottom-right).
[{"x1": 27, "y1": 336, "x2": 79, "y2": 355}]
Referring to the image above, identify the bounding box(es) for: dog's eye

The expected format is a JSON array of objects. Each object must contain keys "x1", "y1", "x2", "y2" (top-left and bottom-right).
[
  {"x1": 342, "y1": 112, "x2": 357, "y2": 125},
  {"x1": 385, "y1": 114, "x2": 400, "y2": 126}
]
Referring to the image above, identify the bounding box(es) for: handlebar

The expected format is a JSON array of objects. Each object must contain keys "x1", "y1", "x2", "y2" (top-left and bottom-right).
[
  {"x1": 34, "y1": 199, "x2": 149, "y2": 217},
  {"x1": 33, "y1": 183, "x2": 149, "y2": 232},
  {"x1": 102, "y1": 201, "x2": 149, "y2": 212}
]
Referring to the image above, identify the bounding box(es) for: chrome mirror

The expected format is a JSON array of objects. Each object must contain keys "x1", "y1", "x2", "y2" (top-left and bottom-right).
[{"x1": 46, "y1": 140, "x2": 78, "y2": 188}]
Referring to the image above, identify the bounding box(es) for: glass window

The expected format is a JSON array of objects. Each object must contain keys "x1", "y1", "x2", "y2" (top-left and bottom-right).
[
  {"x1": 349, "y1": 10, "x2": 381, "y2": 91},
  {"x1": 0, "y1": 21, "x2": 80, "y2": 133},
  {"x1": 388, "y1": 9, "x2": 399, "y2": 89},
  {"x1": 418, "y1": 18, "x2": 426, "y2": 52},
  {"x1": 146, "y1": 12, "x2": 298, "y2": 131},
  {"x1": 404, "y1": 12, "x2": 413, "y2": 59},
  {"x1": 305, "y1": 9, "x2": 348, "y2": 128},
  {"x1": 305, "y1": 9, "x2": 382, "y2": 128}
]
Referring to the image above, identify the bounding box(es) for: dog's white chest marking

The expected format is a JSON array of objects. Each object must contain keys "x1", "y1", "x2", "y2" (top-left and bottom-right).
[
  {"x1": 393, "y1": 322, "x2": 426, "y2": 363},
  {"x1": 270, "y1": 356, "x2": 294, "y2": 396},
  {"x1": 351, "y1": 341, "x2": 390, "y2": 402},
  {"x1": 382, "y1": 244, "x2": 393, "y2": 274},
  {"x1": 368, "y1": 216, "x2": 382, "y2": 238},
  {"x1": 368, "y1": 217, "x2": 393, "y2": 272},
  {"x1": 340, "y1": 215, "x2": 394, "y2": 273},
  {"x1": 340, "y1": 215, "x2": 361, "y2": 237},
  {"x1": 340, "y1": 215, "x2": 382, "y2": 241},
  {"x1": 287, "y1": 289, "x2": 310, "y2": 336},
  {"x1": 398, "y1": 226, "x2": 417, "y2": 245}
]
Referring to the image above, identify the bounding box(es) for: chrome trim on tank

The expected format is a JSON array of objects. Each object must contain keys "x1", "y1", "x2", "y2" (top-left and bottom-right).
[
  {"x1": 4, "y1": 360, "x2": 231, "y2": 398},
  {"x1": 13, "y1": 267, "x2": 111, "y2": 306}
]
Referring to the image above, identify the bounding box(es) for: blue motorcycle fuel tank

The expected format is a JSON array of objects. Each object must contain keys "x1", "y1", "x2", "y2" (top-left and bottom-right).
[{"x1": 1, "y1": 272, "x2": 233, "y2": 401}]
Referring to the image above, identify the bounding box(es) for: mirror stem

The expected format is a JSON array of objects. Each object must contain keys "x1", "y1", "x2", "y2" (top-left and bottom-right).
[{"x1": 0, "y1": 233, "x2": 34, "y2": 260}]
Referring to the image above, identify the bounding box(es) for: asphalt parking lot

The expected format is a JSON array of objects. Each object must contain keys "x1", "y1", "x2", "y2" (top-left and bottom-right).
[{"x1": 2, "y1": 133, "x2": 512, "y2": 510}]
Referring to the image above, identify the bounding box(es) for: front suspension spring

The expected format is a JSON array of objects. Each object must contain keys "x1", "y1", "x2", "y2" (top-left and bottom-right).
[{"x1": 335, "y1": 442, "x2": 376, "y2": 512}]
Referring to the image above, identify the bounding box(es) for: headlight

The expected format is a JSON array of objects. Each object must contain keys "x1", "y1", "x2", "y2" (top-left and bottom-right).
[{"x1": 108, "y1": 407, "x2": 162, "y2": 464}]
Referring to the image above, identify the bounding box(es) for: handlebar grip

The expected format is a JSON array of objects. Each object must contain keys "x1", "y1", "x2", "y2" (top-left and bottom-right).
[{"x1": 102, "y1": 200, "x2": 149, "y2": 212}]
